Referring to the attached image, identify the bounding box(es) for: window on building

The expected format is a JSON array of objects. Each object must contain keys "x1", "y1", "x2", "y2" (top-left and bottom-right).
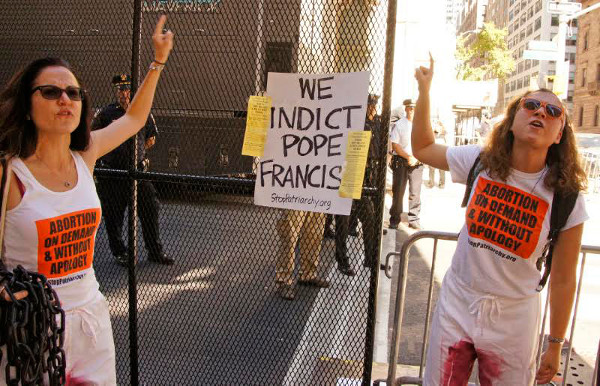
[
  {"x1": 584, "y1": 32, "x2": 589, "y2": 51},
  {"x1": 520, "y1": 30, "x2": 526, "y2": 42},
  {"x1": 525, "y1": 59, "x2": 531, "y2": 70},
  {"x1": 524, "y1": 76, "x2": 530, "y2": 87},
  {"x1": 582, "y1": 68, "x2": 587, "y2": 86},
  {"x1": 506, "y1": 83, "x2": 510, "y2": 92},
  {"x1": 533, "y1": 60, "x2": 539, "y2": 67},
  {"x1": 534, "y1": 17, "x2": 541, "y2": 30},
  {"x1": 597, "y1": 63, "x2": 600, "y2": 81},
  {"x1": 509, "y1": 24, "x2": 514, "y2": 34},
  {"x1": 527, "y1": 24, "x2": 533, "y2": 36},
  {"x1": 519, "y1": 46, "x2": 524, "y2": 58},
  {"x1": 509, "y1": 10, "x2": 514, "y2": 20},
  {"x1": 511, "y1": 80, "x2": 516, "y2": 91},
  {"x1": 579, "y1": 106, "x2": 584, "y2": 127},
  {"x1": 535, "y1": 0, "x2": 542, "y2": 12},
  {"x1": 528, "y1": 6, "x2": 534, "y2": 19},
  {"x1": 521, "y1": 14, "x2": 527, "y2": 24},
  {"x1": 567, "y1": 95, "x2": 573, "y2": 102},
  {"x1": 595, "y1": 105, "x2": 599, "y2": 127},
  {"x1": 551, "y1": 16, "x2": 559, "y2": 26}
]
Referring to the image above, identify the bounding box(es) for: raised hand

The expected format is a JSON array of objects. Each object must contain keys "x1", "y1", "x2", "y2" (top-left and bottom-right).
[
  {"x1": 153, "y1": 15, "x2": 174, "y2": 64},
  {"x1": 415, "y1": 52, "x2": 434, "y2": 94}
]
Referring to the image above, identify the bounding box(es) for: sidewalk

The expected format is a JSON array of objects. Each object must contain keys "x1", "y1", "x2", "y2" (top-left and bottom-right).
[{"x1": 372, "y1": 166, "x2": 600, "y2": 383}]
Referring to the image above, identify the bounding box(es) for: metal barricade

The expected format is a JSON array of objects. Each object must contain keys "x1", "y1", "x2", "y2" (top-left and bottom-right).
[{"x1": 378, "y1": 230, "x2": 599, "y2": 386}]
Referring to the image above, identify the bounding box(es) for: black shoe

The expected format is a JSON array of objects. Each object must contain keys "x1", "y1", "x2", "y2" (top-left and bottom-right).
[
  {"x1": 298, "y1": 277, "x2": 330, "y2": 288},
  {"x1": 388, "y1": 223, "x2": 399, "y2": 230},
  {"x1": 337, "y1": 263, "x2": 356, "y2": 277},
  {"x1": 408, "y1": 222, "x2": 422, "y2": 230},
  {"x1": 148, "y1": 253, "x2": 175, "y2": 265},
  {"x1": 115, "y1": 254, "x2": 128, "y2": 266}
]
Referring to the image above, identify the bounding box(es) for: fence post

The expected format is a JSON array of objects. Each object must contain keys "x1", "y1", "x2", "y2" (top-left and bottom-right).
[
  {"x1": 128, "y1": 0, "x2": 143, "y2": 384},
  {"x1": 362, "y1": 0, "x2": 398, "y2": 384}
]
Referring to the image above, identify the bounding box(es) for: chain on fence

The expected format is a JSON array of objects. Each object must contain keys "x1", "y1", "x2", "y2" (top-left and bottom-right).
[{"x1": 0, "y1": 0, "x2": 394, "y2": 384}]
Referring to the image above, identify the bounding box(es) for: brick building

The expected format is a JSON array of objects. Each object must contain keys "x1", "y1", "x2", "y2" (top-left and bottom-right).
[{"x1": 573, "y1": 0, "x2": 600, "y2": 134}]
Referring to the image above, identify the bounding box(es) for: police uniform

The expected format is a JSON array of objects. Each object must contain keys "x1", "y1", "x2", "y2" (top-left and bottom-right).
[
  {"x1": 92, "y1": 74, "x2": 172, "y2": 265},
  {"x1": 330, "y1": 111, "x2": 381, "y2": 274}
]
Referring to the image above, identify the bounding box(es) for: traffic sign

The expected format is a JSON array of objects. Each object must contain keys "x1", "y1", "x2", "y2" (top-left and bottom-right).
[
  {"x1": 528, "y1": 40, "x2": 558, "y2": 52},
  {"x1": 547, "y1": 1, "x2": 582, "y2": 15},
  {"x1": 524, "y1": 49, "x2": 560, "y2": 61}
]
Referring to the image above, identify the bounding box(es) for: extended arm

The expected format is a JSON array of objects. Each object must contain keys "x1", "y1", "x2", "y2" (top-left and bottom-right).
[
  {"x1": 535, "y1": 223, "x2": 584, "y2": 384},
  {"x1": 412, "y1": 54, "x2": 449, "y2": 171},
  {"x1": 84, "y1": 15, "x2": 173, "y2": 166}
]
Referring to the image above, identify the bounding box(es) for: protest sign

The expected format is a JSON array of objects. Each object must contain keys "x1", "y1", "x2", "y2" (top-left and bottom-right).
[
  {"x1": 339, "y1": 131, "x2": 371, "y2": 199},
  {"x1": 242, "y1": 95, "x2": 272, "y2": 157},
  {"x1": 254, "y1": 72, "x2": 369, "y2": 215}
]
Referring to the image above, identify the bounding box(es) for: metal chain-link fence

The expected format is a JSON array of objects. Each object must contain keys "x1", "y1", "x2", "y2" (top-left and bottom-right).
[{"x1": 0, "y1": 0, "x2": 396, "y2": 384}]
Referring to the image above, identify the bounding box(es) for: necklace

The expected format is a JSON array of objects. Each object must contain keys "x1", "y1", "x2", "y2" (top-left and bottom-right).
[
  {"x1": 35, "y1": 153, "x2": 74, "y2": 188},
  {"x1": 530, "y1": 168, "x2": 547, "y2": 194}
]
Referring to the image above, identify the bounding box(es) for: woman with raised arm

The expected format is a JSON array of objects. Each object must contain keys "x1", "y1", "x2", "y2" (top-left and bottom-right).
[
  {"x1": 0, "y1": 15, "x2": 173, "y2": 383},
  {"x1": 412, "y1": 55, "x2": 588, "y2": 385}
]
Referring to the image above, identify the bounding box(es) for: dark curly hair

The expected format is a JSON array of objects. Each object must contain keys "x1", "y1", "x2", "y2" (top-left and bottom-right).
[
  {"x1": 480, "y1": 88, "x2": 587, "y2": 194},
  {"x1": 0, "y1": 57, "x2": 91, "y2": 158}
]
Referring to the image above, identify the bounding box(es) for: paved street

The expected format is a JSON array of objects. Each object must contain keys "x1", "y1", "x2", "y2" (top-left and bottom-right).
[{"x1": 93, "y1": 194, "x2": 375, "y2": 385}]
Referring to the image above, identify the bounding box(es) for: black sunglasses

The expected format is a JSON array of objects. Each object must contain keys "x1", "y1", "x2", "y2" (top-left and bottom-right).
[
  {"x1": 32, "y1": 85, "x2": 85, "y2": 101},
  {"x1": 520, "y1": 98, "x2": 563, "y2": 119}
]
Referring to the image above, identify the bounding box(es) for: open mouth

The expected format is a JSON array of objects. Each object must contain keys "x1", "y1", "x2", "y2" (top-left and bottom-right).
[{"x1": 530, "y1": 120, "x2": 544, "y2": 128}]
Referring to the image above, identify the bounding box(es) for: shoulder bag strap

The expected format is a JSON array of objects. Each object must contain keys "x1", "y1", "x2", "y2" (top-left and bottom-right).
[{"x1": 0, "y1": 157, "x2": 12, "y2": 265}]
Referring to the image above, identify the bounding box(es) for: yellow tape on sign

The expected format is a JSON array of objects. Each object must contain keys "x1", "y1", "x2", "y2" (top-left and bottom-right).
[
  {"x1": 242, "y1": 95, "x2": 272, "y2": 157},
  {"x1": 339, "y1": 131, "x2": 371, "y2": 199}
]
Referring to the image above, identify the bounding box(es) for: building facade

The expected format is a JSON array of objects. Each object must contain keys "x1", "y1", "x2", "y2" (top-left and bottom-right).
[
  {"x1": 572, "y1": 0, "x2": 600, "y2": 134},
  {"x1": 502, "y1": 0, "x2": 578, "y2": 112}
]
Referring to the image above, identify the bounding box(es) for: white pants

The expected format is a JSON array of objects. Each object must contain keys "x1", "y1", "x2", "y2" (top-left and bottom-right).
[
  {"x1": 1, "y1": 294, "x2": 116, "y2": 385},
  {"x1": 424, "y1": 272, "x2": 541, "y2": 386}
]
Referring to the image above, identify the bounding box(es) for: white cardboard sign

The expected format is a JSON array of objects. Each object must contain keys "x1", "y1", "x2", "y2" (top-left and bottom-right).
[{"x1": 254, "y1": 72, "x2": 370, "y2": 215}]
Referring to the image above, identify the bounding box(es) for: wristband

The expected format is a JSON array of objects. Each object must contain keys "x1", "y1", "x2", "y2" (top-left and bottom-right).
[
  {"x1": 153, "y1": 59, "x2": 167, "y2": 65},
  {"x1": 548, "y1": 335, "x2": 565, "y2": 344},
  {"x1": 149, "y1": 63, "x2": 165, "y2": 72}
]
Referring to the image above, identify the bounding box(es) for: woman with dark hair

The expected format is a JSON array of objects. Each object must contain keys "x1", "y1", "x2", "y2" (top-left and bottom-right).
[
  {"x1": 0, "y1": 15, "x2": 173, "y2": 383},
  {"x1": 412, "y1": 56, "x2": 588, "y2": 385}
]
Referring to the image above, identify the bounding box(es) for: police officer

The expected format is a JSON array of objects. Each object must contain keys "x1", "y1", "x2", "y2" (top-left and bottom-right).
[
  {"x1": 329, "y1": 94, "x2": 381, "y2": 275},
  {"x1": 92, "y1": 74, "x2": 174, "y2": 265}
]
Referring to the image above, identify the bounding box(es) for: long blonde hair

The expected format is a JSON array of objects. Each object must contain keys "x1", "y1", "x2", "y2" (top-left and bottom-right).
[{"x1": 480, "y1": 89, "x2": 587, "y2": 193}]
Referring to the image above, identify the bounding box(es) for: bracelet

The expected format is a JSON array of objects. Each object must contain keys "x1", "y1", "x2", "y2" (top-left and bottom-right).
[
  {"x1": 149, "y1": 62, "x2": 165, "y2": 72},
  {"x1": 153, "y1": 59, "x2": 167, "y2": 65},
  {"x1": 548, "y1": 335, "x2": 565, "y2": 344}
]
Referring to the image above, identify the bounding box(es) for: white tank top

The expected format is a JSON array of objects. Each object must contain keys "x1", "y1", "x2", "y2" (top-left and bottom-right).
[{"x1": 4, "y1": 151, "x2": 102, "y2": 311}]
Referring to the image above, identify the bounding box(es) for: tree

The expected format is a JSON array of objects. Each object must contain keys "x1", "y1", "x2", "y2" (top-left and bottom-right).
[{"x1": 456, "y1": 22, "x2": 515, "y2": 81}]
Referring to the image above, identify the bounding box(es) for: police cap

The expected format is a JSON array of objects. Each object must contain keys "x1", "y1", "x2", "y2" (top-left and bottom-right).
[{"x1": 112, "y1": 74, "x2": 131, "y2": 90}]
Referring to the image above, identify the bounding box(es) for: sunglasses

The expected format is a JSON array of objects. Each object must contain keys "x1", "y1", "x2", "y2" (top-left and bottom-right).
[
  {"x1": 32, "y1": 85, "x2": 85, "y2": 101},
  {"x1": 519, "y1": 98, "x2": 563, "y2": 119}
]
